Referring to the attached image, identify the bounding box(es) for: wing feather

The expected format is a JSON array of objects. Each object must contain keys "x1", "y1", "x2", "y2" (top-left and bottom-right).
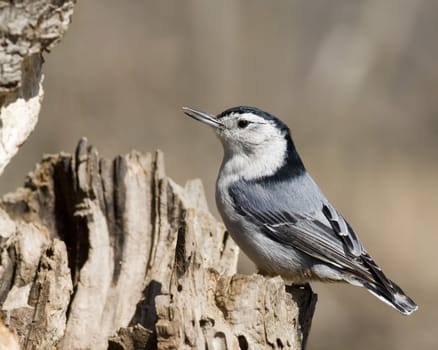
[{"x1": 229, "y1": 181, "x2": 375, "y2": 283}]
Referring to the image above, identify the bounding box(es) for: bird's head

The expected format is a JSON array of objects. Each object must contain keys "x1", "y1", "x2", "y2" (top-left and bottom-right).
[
  {"x1": 183, "y1": 106, "x2": 305, "y2": 181},
  {"x1": 183, "y1": 106, "x2": 290, "y2": 156}
]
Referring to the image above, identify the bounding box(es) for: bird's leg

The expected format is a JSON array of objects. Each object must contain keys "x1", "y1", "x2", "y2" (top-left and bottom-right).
[{"x1": 287, "y1": 282, "x2": 313, "y2": 293}]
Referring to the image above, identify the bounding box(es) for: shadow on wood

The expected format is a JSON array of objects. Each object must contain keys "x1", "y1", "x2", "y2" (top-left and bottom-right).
[{"x1": 0, "y1": 139, "x2": 317, "y2": 349}]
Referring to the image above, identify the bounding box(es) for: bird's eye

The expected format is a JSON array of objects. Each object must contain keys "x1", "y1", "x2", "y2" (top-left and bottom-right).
[{"x1": 238, "y1": 120, "x2": 250, "y2": 129}]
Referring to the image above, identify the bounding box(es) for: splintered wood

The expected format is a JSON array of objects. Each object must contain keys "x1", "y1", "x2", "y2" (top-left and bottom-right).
[
  {"x1": 0, "y1": 0, "x2": 76, "y2": 175},
  {"x1": 0, "y1": 139, "x2": 316, "y2": 349}
]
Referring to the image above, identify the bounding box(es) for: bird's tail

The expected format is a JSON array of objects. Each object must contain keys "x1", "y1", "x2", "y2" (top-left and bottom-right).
[
  {"x1": 363, "y1": 279, "x2": 418, "y2": 315},
  {"x1": 359, "y1": 253, "x2": 418, "y2": 315}
]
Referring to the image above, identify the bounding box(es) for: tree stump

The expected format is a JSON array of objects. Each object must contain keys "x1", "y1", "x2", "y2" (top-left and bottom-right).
[{"x1": 0, "y1": 139, "x2": 316, "y2": 349}]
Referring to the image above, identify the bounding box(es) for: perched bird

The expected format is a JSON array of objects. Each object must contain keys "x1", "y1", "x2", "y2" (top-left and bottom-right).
[{"x1": 182, "y1": 105, "x2": 418, "y2": 315}]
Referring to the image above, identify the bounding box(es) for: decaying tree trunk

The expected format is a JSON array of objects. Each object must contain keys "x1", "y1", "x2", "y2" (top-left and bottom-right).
[
  {"x1": 0, "y1": 0, "x2": 76, "y2": 175},
  {"x1": 0, "y1": 139, "x2": 317, "y2": 349}
]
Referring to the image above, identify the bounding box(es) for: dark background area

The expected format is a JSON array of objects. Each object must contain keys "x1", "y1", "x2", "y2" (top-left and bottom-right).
[{"x1": 1, "y1": 1, "x2": 437, "y2": 349}]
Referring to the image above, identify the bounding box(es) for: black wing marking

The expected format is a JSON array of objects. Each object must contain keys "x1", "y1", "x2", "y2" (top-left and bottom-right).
[{"x1": 322, "y1": 203, "x2": 363, "y2": 257}]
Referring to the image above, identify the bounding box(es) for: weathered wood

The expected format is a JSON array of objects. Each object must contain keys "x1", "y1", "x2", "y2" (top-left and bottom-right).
[
  {"x1": 0, "y1": 0, "x2": 76, "y2": 175},
  {"x1": 0, "y1": 0, "x2": 76, "y2": 92},
  {"x1": 0, "y1": 139, "x2": 316, "y2": 349}
]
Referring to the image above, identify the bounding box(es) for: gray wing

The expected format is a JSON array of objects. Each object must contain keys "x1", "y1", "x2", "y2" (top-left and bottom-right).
[{"x1": 229, "y1": 178, "x2": 384, "y2": 283}]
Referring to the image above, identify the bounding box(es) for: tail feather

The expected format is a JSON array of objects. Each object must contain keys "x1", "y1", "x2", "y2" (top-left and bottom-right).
[
  {"x1": 356, "y1": 252, "x2": 418, "y2": 315},
  {"x1": 363, "y1": 279, "x2": 418, "y2": 315}
]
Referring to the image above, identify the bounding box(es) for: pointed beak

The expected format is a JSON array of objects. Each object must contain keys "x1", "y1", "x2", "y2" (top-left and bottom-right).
[{"x1": 182, "y1": 107, "x2": 224, "y2": 129}]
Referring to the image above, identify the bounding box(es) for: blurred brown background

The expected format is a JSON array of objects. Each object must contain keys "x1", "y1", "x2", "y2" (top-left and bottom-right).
[{"x1": 1, "y1": 1, "x2": 437, "y2": 349}]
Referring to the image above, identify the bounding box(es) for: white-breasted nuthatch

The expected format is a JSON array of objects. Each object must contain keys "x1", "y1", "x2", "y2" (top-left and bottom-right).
[{"x1": 182, "y1": 105, "x2": 418, "y2": 315}]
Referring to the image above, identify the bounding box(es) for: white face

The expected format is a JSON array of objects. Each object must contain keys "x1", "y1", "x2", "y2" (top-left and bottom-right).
[
  {"x1": 216, "y1": 112, "x2": 285, "y2": 155},
  {"x1": 215, "y1": 112, "x2": 288, "y2": 181}
]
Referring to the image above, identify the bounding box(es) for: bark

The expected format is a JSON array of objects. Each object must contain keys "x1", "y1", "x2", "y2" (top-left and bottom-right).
[
  {"x1": 0, "y1": 139, "x2": 317, "y2": 349},
  {"x1": 0, "y1": 0, "x2": 76, "y2": 175}
]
